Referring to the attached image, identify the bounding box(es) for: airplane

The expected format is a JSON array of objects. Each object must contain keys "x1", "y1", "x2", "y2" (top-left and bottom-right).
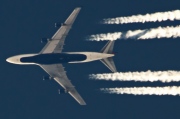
[{"x1": 6, "y1": 7, "x2": 117, "y2": 105}]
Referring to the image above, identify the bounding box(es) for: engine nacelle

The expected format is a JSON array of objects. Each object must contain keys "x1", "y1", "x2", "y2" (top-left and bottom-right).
[
  {"x1": 55, "y1": 22, "x2": 67, "y2": 28},
  {"x1": 43, "y1": 76, "x2": 52, "y2": 80},
  {"x1": 41, "y1": 38, "x2": 50, "y2": 43},
  {"x1": 58, "y1": 89, "x2": 68, "y2": 94},
  {"x1": 55, "y1": 22, "x2": 61, "y2": 28}
]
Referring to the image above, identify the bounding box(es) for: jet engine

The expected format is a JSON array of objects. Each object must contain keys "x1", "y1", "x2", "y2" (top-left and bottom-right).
[
  {"x1": 41, "y1": 38, "x2": 50, "y2": 43},
  {"x1": 58, "y1": 89, "x2": 68, "y2": 94},
  {"x1": 55, "y1": 22, "x2": 67, "y2": 28},
  {"x1": 43, "y1": 76, "x2": 52, "y2": 80},
  {"x1": 55, "y1": 22, "x2": 61, "y2": 28}
]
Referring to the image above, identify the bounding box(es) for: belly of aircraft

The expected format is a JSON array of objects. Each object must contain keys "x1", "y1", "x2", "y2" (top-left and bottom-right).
[{"x1": 20, "y1": 53, "x2": 87, "y2": 64}]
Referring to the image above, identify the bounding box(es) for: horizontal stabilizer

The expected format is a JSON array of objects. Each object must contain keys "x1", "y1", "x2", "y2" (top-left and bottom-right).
[
  {"x1": 100, "y1": 57, "x2": 117, "y2": 72},
  {"x1": 100, "y1": 41, "x2": 115, "y2": 54}
]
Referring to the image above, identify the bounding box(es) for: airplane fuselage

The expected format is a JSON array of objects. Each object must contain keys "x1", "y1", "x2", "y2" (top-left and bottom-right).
[{"x1": 6, "y1": 52, "x2": 114, "y2": 65}]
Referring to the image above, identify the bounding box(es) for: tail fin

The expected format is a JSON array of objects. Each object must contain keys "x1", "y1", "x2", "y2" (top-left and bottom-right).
[{"x1": 100, "y1": 41, "x2": 117, "y2": 72}]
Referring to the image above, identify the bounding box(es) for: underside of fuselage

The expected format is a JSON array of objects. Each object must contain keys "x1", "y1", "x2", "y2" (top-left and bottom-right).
[{"x1": 20, "y1": 53, "x2": 87, "y2": 64}]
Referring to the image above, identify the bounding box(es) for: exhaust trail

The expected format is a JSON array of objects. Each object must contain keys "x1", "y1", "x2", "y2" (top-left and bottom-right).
[
  {"x1": 89, "y1": 25, "x2": 180, "y2": 41},
  {"x1": 103, "y1": 10, "x2": 180, "y2": 24},
  {"x1": 89, "y1": 70, "x2": 180, "y2": 83},
  {"x1": 101, "y1": 86, "x2": 180, "y2": 96}
]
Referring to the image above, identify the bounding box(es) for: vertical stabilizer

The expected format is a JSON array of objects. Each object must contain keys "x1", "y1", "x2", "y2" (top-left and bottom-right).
[{"x1": 100, "y1": 41, "x2": 117, "y2": 72}]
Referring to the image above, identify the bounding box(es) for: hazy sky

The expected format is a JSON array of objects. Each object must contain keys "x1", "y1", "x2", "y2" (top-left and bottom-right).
[{"x1": 1, "y1": 0, "x2": 180, "y2": 119}]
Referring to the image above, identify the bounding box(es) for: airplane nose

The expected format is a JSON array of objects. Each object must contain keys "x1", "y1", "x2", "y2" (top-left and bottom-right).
[
  {"x1": 6, "y1": 57, "x2": 19, "y2": 64},
  {"x1": 6, "y1": 58, "x2": 10, "y2": 62}
]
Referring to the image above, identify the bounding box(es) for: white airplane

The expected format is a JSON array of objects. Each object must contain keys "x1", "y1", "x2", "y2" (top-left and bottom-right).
[{"x1": 6, "y1": 7, "x2": 117, "y2": 105}]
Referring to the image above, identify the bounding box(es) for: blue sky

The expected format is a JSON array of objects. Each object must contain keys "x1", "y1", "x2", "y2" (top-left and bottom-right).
[{"x1": 1, "y1": 0, "x2": 180, "y2": 119}]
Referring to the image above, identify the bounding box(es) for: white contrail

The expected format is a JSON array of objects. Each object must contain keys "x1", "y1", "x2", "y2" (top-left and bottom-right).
[
  {"x1": 89, "y1": 70, "x2": 180, "y2": 83},
  {"x1": 101, "y1": 86, "x2": 180, "y2": 96},
  {"x1": 103, "y1": 10, "x2": 180, "y2": 24},
  {"x1": 89, "y1": 25, "x2": 180, "y2": 41}
]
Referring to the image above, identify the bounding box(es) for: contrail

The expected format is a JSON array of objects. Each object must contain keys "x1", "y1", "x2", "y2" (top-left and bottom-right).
[
  {"x1": 89, "y1": 25, "x2": 180, "y2": 41},
  {"x1": 89, "y1": 70, "x2": 180, "y2": 83},
  {"x1": 103, "y1": 10, "x2": 180, "y2": 24},
  {"x1": 101, "y1": 86, "x2": 180, "y2": 96}
]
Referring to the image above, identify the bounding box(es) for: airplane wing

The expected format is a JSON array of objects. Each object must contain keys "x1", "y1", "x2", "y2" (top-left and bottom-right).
[
  {"x1": 40, "y1": 64, "x2": 86, "y2": 105},
  {"x1": 40, "y1": 7, "x2": 81, "y2": 54},
  {"x1": 38, "y1": 8, "x2": 86, "y2": 105}
]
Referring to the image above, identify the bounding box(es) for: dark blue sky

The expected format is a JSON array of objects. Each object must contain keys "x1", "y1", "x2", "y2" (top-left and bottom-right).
[{"x1": 1, "y1": 0, "x2": 180, "y2": 119}]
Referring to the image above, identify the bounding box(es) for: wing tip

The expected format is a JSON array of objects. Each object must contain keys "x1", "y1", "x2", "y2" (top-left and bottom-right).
[
  {"x1": 80, "y1": 102, "x2": 87, "y2": 105},
  {"x1": 78, "y1": 99, "x2": 86, "y2": 105},
  {"x1": 75, "y1": 7, "x2": 82, "y2": 10}
]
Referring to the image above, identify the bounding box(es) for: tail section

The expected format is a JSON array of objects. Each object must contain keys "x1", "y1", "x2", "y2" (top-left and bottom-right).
[{"x1": 100, "y1": 41, "x2": 117, "y2": 72}]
